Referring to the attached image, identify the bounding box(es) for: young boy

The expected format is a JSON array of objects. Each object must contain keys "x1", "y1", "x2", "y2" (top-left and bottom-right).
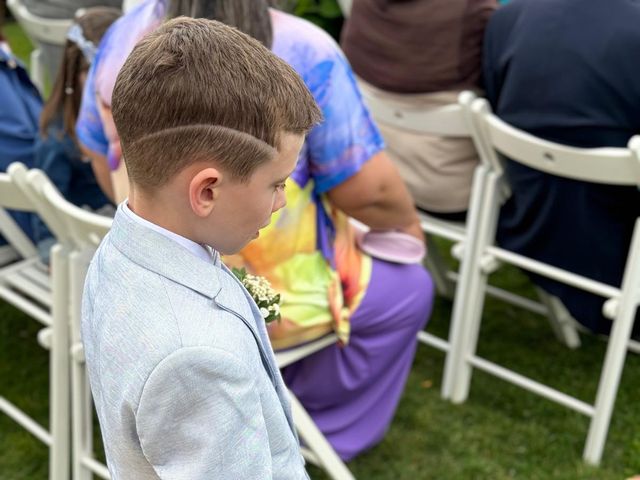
[{"x1": 81, "y1": 17, "x2": 321, "y2": 479}]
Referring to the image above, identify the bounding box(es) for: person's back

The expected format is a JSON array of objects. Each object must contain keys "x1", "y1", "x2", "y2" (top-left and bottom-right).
[
  {"x1": 82, "y1": 17, "x2": 321, "y2": 478},
  {"x1": 342, "y1": 0, "x2": 496, "y2": 94},
  {"x1": 484, "y1": 0, "x2": 640, "y2": 333},
  {"x1": 341, "y1": 0, "x2": 497, "y2": 217},
  {"x1": 0, "y1": 23, "x2": 41, "y2": 239}
]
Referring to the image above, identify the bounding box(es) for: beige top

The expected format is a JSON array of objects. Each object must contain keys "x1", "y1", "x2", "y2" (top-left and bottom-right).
[{"x1": 359, "y1": 79, "x2": 479, "y2": 213}]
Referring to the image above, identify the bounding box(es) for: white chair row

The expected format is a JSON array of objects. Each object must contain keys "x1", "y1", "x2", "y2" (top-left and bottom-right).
[
  {"x1": 360, "y1": 88, "x2": 582, "y2": 391},
  {"x1": 0, "y1": 163, "x2": 355, "y2": 479},
  {"x1": 362, "y1": 80, "x2": 640, "y2": 464},
  {"x1": 365, "y1": 86, "x2": 640, "y2": 465},
  {"x1": 0, "y1": 163, "x2": 68, "y2": 480}
]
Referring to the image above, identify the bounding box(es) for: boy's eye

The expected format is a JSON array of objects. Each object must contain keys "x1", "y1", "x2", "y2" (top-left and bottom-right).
[{"x1": 275, "y1": 183, "x2": 286, "y2": 191}]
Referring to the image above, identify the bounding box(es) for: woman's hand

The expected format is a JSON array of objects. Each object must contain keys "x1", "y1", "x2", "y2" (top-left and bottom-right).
[{"x1": 398, "y1": 218, "x2": 425, "y2": 243}]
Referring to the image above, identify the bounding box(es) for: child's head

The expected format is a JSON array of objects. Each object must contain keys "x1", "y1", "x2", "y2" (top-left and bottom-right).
[
  {"x1": 111, "y1": 17, "x2": 321, "y2": 253},
  {"x1": 40, "y1": 7, "x2": 121, "y2": 139}
]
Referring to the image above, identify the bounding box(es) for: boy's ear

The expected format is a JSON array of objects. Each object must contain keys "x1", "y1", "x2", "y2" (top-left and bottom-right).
[{"x1": 188, "y1": 167, "x2": 222, "y2": 217}]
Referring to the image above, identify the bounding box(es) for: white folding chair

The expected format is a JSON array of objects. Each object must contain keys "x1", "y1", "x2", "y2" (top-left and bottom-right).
[
  {"x1": 24, "y1": 168, "x2": 110, "y2": 480},
  {"x1": 360, "y1": 89, "x2": 581, "y2": 399},
  {"x1": 0, "y1": 162, "x2": 70, "y2": 480},
  {"x1": 449, "y1": 97, "x2": 640, "y2": 465},
  {"x1": 6, "y1": 0, "x2": 73, "y2": 93},
  {"x1": 27, "y1": 168, "x2": 354, "y2": 480}
]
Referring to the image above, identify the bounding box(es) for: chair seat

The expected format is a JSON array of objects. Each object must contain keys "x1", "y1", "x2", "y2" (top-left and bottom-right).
[{"x1": 275, "y1": 333, "x2": 338, "y2": 369}]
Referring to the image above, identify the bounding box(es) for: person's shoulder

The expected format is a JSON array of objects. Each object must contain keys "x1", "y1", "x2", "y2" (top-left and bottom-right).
[{"x1": 271, "y1": 8, "x2": 344, "y2": 66}]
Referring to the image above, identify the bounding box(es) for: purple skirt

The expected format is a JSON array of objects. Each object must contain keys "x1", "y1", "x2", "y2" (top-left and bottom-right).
[{"x1": 282, "y1": 259, "x2": 434, "y2": 460}]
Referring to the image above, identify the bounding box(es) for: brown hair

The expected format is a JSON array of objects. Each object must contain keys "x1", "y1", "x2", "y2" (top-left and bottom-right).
[
  {"x1": 111, "y1": 17, "x2": 321, "y2": 189},
  {"x1": 168, "y1": 0, "x2": 273, "y2": 48},
  {"x1": 39, "y1": 7, "x2": 121, "y2": 140}
]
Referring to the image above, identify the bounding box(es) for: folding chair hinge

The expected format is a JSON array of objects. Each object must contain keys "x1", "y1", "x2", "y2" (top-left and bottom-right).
[
  {"x1": 451, "y1": 242, "x2": 464, "y2": 261},
  {"x1": 479, "y1": 253, "x2": 500, "y2": 274},
  {"x1": 602, "y1": 297, "x2": 619, "y2": 320},
  {"x1": 37, "y1": 327, "x2": 52, "y2": 350},
  {"x1": 71, "y1": 343, "x2": 86, "y2": 363}
]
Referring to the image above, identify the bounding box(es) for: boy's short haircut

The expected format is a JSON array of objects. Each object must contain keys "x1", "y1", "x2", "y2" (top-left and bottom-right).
[{"x1": 111, "y1": 17, "x2": 322, "y2": 189}]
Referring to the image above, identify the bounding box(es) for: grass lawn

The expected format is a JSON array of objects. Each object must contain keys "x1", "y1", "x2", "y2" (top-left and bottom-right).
[{"x1": 2, "y1": 23, "x2": 640, "y2": 480}]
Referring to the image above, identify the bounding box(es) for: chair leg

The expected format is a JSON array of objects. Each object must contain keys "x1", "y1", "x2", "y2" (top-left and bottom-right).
[
  {"x1": 442, "y1": 165, "x2": 488, "y2": 400},
  {"x1": 450, "y1": 169, "x2": 500, "y2": 404},
  {"x1": 583, "y1": 222, "x2": 640, "y2": 465},
  {"x1": 50, "y1": 245, "x2": 71, "y2": 480},
  {"x1": 70, "y1": 251, "x2": 95, "y2": 480},
  {"x1": 583, "y1": 303, "x2": 636, "y2": 464},
  {"x1": 450, "y1": 266, "x2": 490, "y2": 404},
  {"x1": 535, "y1": 288, "x2": 581, "y2": 349},
  {"x1": 288, "y1": 391, "x2": 355, "y2": 480}
]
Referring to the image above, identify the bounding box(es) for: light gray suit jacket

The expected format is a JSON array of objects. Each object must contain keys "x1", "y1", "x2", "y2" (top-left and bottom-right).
[{"x1": 81, "y1": 207, "x2": 309, "y2": 479}]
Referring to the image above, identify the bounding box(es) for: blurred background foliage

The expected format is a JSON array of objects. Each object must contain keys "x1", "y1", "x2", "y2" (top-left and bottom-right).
[{"x1": 277, "y1": 0, "x2": 344, "y2": 40}]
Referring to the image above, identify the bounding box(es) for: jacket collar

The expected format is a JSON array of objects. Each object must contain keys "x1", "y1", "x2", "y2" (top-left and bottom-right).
[{"x1": 109, "y1": 204, "x2": 223, "y2": 300}]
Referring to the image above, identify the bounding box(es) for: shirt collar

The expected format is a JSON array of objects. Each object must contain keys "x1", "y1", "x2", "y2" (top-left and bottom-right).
[{"x1": 122, "y1": 200, "x2": 218, "y2": 265}]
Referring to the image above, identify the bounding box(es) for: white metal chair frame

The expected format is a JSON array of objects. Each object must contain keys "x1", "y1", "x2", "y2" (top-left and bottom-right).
[
  {"x1": 24, "y1": 168, "x2": 355, "y2": 480},
  {"x1": 0, "y1": 163, "x2": 70, "y2": 480},
  {"x1": 448, "y1": 97, "x2": 640, "y2": 465},
  {"x1": 6, "y1": 0, "x2": 74, "y2": 93},
  {"x1": 360, "y1": 89, "x2": 581, "y2": 399}
]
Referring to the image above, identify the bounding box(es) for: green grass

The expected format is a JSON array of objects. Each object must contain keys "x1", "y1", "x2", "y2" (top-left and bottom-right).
[
  {"x1": 4, "y1": 260, "x2": 640, "y2": 480},
  {"x1": 2, "y1": 23, "x2": 640, "y2": 480}
]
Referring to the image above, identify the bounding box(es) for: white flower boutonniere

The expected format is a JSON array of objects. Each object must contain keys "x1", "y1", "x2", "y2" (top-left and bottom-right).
[{"x1": 232, "y1": 268, "x2": 281, "y2": 324}]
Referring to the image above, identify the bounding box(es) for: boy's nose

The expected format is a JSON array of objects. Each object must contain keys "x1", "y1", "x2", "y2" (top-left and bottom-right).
[{"x1": 273, "y1": 191, "x2": 287, "y2": 212}]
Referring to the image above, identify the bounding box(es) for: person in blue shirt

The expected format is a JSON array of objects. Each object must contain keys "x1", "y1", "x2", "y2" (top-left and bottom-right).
[
  {"x1": 32, "y1": 7, "x2": 120, "y2": 261},
  {"x1": 0, "y1": 14, "x2": 42, "y2": 240}
]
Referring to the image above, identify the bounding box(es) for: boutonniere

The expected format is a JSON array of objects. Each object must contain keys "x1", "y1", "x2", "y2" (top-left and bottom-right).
[{"x1": 232, "y1": 268, "x2": 281, "y2": 323}]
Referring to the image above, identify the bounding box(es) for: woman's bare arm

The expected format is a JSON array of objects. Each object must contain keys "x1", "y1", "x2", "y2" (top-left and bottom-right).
[{"x1": 326, "y1": 151, "x2": 424, "y2": 241}]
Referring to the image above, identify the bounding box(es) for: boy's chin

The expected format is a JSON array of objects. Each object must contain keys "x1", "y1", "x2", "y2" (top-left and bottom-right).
[{"x1": 218, "y1": 241, "x2": 251, "y2": 256}]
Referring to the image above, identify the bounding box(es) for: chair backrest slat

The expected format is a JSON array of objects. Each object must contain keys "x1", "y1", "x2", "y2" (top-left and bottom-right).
[
  {"x1": 361, "y1": 90, "x2": 470, "y2": 137},
  {"x1": 0, "y1": 168, "x2": 38, "y2": 258},
  {"x1": 38, "y1": 175, "x2": 111, "y2": 249},
  {"x1": 0, "y1": 173, "x2": 38, "y2": 211},
  {"x1": 473, "y1": 98, "x2": 640, "y2": 187}
]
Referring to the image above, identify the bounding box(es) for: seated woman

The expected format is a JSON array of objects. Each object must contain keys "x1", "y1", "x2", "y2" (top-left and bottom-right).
[
  {"x1": 76, "y1": 0, "x2": 434, "y2": 461},
  {"x1": 32, "y1": 7, "x2": 120, "y2": 262},
  {"x1": 0, "y1": 12, "x2": 41, "y2": 240},
  {"x1": 341, "y1": 0, "x2": 497, "y2": 220}
]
